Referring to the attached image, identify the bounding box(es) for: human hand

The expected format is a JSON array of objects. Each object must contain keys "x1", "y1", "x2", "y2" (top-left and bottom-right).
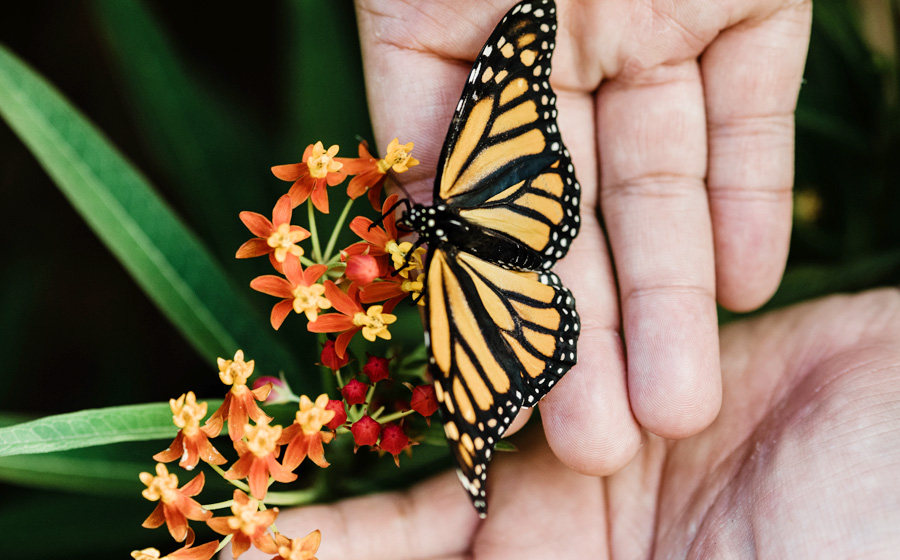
[
  {"x1": 352, "y1": 0, "x2": 813, "y2": 474},
  {"x1": 244, "y1": 288, "x2": 900, "y2": 558}
]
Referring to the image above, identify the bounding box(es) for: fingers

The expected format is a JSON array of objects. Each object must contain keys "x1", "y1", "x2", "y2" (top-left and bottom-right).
[
  {"x1": 255, "y1": 427, "x2": 608, "y2": 560},
  {"x1": 242, "y1": 471, "x2": 480, "y2": 559},
  {"x1": 703, "y1": 1, "x2": 813, "y2": 311},
  {"x1": 597, "y1": 60, "x2": 722, "y2": 438}
]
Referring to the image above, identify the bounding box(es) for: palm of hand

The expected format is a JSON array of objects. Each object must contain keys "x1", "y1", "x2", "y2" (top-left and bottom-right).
[
  {"x1": 354, "y1": 0, "x2": 814, "y2": 476},
  {"x1": 259, "y1": 290, "x2": 900, "y2": 558}
]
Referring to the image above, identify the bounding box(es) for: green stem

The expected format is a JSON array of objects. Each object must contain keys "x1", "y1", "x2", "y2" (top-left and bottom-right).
[
  {"x1": 308, "y1": 200, "x2": 322, "y2": 262},
  {"x1": 322, "y1": 196, "x2": 355, "y2": 261},
  {"x1": 376, "y1": 409, "x2": 415, "y2": 424},
  {"x1": 210, "y1": 463, "x2": 250, "y2": 493},
  {"x1": 202, "y1": 499, "x2": 236, "y2": 510}
]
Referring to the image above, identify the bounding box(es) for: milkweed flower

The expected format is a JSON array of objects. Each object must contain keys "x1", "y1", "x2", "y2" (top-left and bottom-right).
[
  {"x1": 409, "y1": 384, "x2": 439, "y2": 422},
  {"x1": 206, "y1": 490, "x2": 278, "y2": 557},
  {"x1": 362, "y1": 355, "x2": 391, "y2": 384},
  {"x1": 340, "y1": 378, "x2": 368, "y2": 406},
  {"x1": 380, "y1": 423, "x2": 415, "y2": 466},
  {"x1": 350, "y1": 415, "x2": 381, "y2": 449},
  {"x1": 205, "y1": 350, "x2": 273, "y2": 442},
  {"x1": 324, "y1": 399, "x2": 347, "y2": 430},
  {"x1": 319, "y1": 340, "x2": 349, "y2": 371},
  {"x1": 223, "y1": 417, "x2": 297, "y2": 500},
  {"x1": 131, "y1": 529, "x2": 218, "y2": 560},
  {"x1": 251, "y1": 259, "x2": 331, "y2": 329},
  {"x1": 271, "y1": 530, "x2": 322, "y2": 560},
  {"x1": 344, "y1": 194, "x2": 402, "y2": 277},
  {"x1": 236, "y1": 194, "x2": 310, "y2": 268},
  {"x1": 278, "y1": 394, "x2": 336, "y2": 470},
  {"x1": 337, "y1": 138, "x2": 419, "y2": 210},
  {"x1": 272, "y1": 141, "x2": 347, "y2": 214},
  {"x1": 153, "y1": 392, "x2": 226, "y2": 470},
  {"x1": 307, "y1": 281, "x2": 397, "y2": 358},
  {"x1": 140, "y1": 464, "x2": 211, "y2": 542}
]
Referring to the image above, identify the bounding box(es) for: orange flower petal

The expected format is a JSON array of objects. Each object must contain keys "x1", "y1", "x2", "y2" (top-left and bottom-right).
[
  {"x1": 270, "y1": 300, "x2": 293, "y2": 330},
  {"x1": 250, "y1": 276, "x2": 293, "y2": 298},
  {"x1": 271, "y1": 163, "x2": 305, "y2": 181},
  {"x1": 236, "y1": 238, "x2": 273, "y2": 259},
  {"x1": 239, "y1": 211, "x2": 274, "y2": 238}
]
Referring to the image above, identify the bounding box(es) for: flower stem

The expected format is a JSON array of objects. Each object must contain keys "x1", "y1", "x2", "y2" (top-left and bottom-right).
[
  {"x1": 322, "y1": 197, "x2": 355, "y2": 261},
  {"x1": 376, "y1": 409, "x2": 415, "y2": 423},
  {"x1": 307, "y1": 201, "x2": 322, "y2": 262},
  {"x1": 210, "y1": 463, "x2": 250, "y2": 493}
]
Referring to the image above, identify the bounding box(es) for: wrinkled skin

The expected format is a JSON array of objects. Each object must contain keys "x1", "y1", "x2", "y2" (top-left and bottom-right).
[
  {"x1": 244, "y1": 289, "x2": 900, "y2": 558},
  {"x1": 350, "y1": 0, "x2": 813, "y2": 475}
]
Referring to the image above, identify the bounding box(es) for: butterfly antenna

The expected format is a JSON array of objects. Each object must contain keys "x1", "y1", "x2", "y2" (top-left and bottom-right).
[{"x1": 368, "y1": 196, "x2": 411, "y2": 231}]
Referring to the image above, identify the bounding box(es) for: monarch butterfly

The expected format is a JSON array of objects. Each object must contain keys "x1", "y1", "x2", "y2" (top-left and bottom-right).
[{"x1": 401, "y1": 0, "x2": 580, "y2": 516}]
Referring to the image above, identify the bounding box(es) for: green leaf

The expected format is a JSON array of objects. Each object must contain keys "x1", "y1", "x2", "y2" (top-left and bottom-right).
[
  {"x1": 0, "y1": 403, "x2": 187, "y2": 457},
  {"x1": 0, "y1": 450, "x2": 147, "y2": 495},
  {"x1": 0, "y1": 44, "x2": 308, "y2": 384}
]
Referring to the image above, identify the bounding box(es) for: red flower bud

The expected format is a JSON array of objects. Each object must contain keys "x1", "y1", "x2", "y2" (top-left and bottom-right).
[
  {"x1": 345, "y1": 254, "x2": 381, "y2": 285},
  {"x1": 351, "y1": 415, "x2": 381, "y2": 447},
  {"x1": 320, "y1": 340, "x2": 349, "y2": 371},
  {"x1": 379, "y1": 424, "x2": 411, "y2": 465},
  {"x1": 324, "y1": 399, "x2": 347, "y2": 430},
  {"x1": 409, "y1": 384, "x2": 438, "y2": 418},
  {"x1": 341, "y1": 379, "x2": 369, "y2": 406},
  {"x1": 362, "y1": 355, "x2": 391, "y2": 384}
]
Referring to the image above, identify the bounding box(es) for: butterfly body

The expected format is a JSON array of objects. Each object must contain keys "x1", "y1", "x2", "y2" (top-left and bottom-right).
[
  {"x1": 401, "y1": 0, "x2": 581, "y2": 516},
  {"x1": 405, "y1": 203, "x2": 547, "y2": 270}
]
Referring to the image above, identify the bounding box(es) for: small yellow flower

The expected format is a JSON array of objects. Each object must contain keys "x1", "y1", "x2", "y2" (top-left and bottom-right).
[
  {"x1": 217, "y1": 350, "x2": 255, "y2": 387},
  {"x1": 140, "y1": 464, "x2": 210, "y2": 542},
  {"x1": 244, "y1": 418, "x2": 282, "y2": 458},
  {"x1": 170, "y1": 392, "x2": 207, "y2": 434},
  {"x1": 377, "y1": 138, "x2": 419, "y2": 174},
  {"x1": 306, "y1": 141, "x2": 343, "y2": 179},
  {"x1": 386, "y1": 240, "x2": 421, "y2": 277},
  {"x1": 353, "y1": 305, "x2": 397, "y2": 341},
  {"x1": 291, "y1": 283, "x2": 332, "y2": 322},
  {"x1": 297, "y1": 394, "x2": 336, "y2": 435},
  {"x1": 267, "y1": 222, "x2": 307, "y2": 262}
]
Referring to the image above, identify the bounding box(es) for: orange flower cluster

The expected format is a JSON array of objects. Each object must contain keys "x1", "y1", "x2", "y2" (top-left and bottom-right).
[{"x1": 136, "y1": 138, "x2": 439, "y2": 559}]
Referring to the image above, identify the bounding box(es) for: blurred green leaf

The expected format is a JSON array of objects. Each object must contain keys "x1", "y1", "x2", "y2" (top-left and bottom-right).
[
  {"x1": 0, "y1": 44, "x2": 308, "y2": 384},
  {"x1": 281, "y1": 0, "x2": 370, "y2": 150},
  {"x1": 0, "y1": 450, "x2": 146, "y2": 495},
  {"x1": 90, "y1": 0, "x2": 273, "y2": 250},
  {"x1": 0, "y1": 402, "x2": 192, "y2": 456}
]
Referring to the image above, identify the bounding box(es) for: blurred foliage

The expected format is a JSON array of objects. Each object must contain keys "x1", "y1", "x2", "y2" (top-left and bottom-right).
[{"x1": 0, "y1": 0, "x2": 898, "y2": 558}]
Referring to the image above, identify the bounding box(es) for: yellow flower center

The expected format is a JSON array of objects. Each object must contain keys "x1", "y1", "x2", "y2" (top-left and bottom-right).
[
  {"x1": 218, "y1": 350, "x2": 255, "y2": 387},
  {"x1": 352, "y1": 305, "x2": 397, "y2": 342},
  {"x1": 170, "y1": 391, "x2": 207, "y2": 433},
  {"x1": 291, "y1": 283, "x2": 332, "y2": 322},
  {"x1": 131, "y1": 548, "x2": 162, "y2": 560},
  {"x1": 229, "y1": 495, "x2": 266, "y2": 534},
  {"x1": 386, "y1": 240, "x2": 415, "y2": 272},
  {"x1": 296, "y1": 394, "x2": 336, "y2": 435},
  {"x1": 401, "y1": 279, "x2": 423, "y2": 296},
  {"x1": 377, "y1": 138, "x2": 419, "y2": 174},
  {"x1": 306, "y1": 141, "x2": 343, "y2": 179},
  {"x1": 267, "y1": 223, "x2": 306, "y2": 262},
  {"x1": 140, "y1": 463, "x2": 179, "y2": 503},
  {"x1": 244, "y1": 420, "x2": 282, "y2": 457}
]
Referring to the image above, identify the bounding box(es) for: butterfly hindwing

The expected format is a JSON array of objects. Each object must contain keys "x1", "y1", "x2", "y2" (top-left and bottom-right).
[
  {"x1": 424, "y1": 246, "x2": 579, "y2": 513},
  {"x1": 436, "y1": 0, "x2": 581, "y2": 269}
]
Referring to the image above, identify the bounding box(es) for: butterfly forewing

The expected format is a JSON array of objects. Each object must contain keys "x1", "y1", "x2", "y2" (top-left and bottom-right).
[
  {"x1": 435, "y1": 0, "x2": 580, "y2": 268},
  {"x1": 425, "y1": 247, "x2": 579, "y2": 514}
]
